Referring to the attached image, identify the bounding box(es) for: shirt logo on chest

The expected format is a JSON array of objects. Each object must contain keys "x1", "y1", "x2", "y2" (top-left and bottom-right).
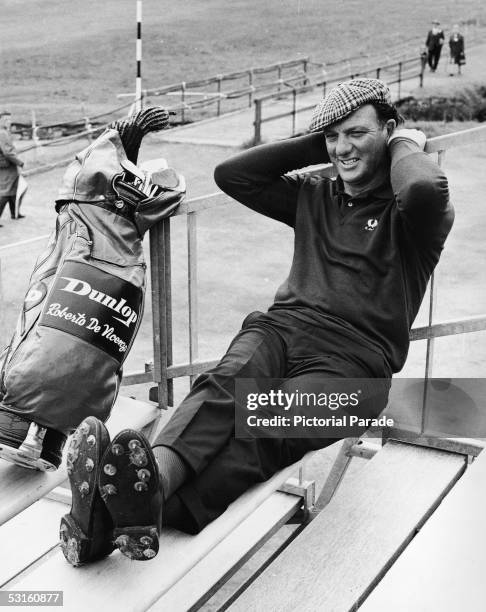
[{"x1": 364, "y1": 218, "x2": 378, "y2": 231}]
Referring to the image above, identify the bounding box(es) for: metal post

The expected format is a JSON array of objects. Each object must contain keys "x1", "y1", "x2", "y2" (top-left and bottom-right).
[
  {"x1": 187, "y1": 212, "x2": 199, "y2": 386},
  {"x1": 312, "y1": 438, "x2": 359, "y2": 515},
  {"x1": 421, "y1": 148, "x2": 445, "y2": 433},
  {"x1": 254, "y1": 99, "x2": 262, "y2": 145},
  {"x1": 135, "y1": 0, "x2": 143, "y2": 112}
]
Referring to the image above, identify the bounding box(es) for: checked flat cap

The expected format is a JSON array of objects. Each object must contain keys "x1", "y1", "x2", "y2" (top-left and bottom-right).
[{"x1": 309, "y1": 78, "x2": 392, "y2": 132}]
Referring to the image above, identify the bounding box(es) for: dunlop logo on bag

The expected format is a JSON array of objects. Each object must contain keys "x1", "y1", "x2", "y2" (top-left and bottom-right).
[{"x1": 39, "y1": 261, "x2": 143, "y2": 363}]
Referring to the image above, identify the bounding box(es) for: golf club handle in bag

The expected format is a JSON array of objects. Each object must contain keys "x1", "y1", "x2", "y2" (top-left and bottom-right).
[{"x1": 0, "y1": 128, "x2": 185, "y2": 466}]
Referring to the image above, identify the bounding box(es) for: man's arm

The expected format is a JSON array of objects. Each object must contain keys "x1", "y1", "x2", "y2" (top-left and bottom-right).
[
  {"x1": 0, "y1": 131, "x2": 23, "y2": 167},
  {"x1": 214, "y1": 132, "x2": 330, "y2": 227},
  {"x1": 388, "y1": 130, "x2": 453, "y2": 248}
]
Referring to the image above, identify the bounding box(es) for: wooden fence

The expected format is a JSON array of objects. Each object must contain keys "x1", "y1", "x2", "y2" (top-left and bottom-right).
[{"x1": 253, "y1": 55, "x2": 426, "y2": 145}]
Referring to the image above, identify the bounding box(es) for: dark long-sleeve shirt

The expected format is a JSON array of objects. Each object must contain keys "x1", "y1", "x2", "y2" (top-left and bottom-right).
[
  {"x1": 214, "y1": 133, "x2": 453, "y2": 373},
  {"x1": 425, "y1": 30, "x2": 445, "y2": 50}
]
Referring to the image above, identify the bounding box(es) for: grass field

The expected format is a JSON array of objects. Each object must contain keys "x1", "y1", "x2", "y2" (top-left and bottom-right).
[{"x1": 1, "y1": 0, "x2": 486, "y2": 123}]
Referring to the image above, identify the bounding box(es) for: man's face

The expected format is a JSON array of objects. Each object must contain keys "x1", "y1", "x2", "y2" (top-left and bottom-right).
[{"x1": 324, "y1": 104, "x2": 394, "y2": 195}]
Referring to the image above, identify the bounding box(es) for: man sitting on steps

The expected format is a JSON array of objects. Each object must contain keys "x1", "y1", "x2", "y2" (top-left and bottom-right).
[{"x1": 61, "y1": 78, "x2": 454, "y2": 566}]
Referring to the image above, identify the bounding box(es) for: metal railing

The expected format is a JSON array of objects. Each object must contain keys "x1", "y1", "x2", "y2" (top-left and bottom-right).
[
  {"x1": 252, "y1": 55, "x2": 426, "y2": 145},
  {"x1": 120, "y1": 125, "x2": 486, "y2": 417}
]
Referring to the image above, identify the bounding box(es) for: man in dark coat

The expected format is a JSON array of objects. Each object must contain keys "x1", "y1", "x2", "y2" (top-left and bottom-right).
[
  {"x1": 0, "y1": 110, "x2": 25, "y2": 224},
  {"x1": 425, "y1": 20, "x2": 445, "y2": 72}
]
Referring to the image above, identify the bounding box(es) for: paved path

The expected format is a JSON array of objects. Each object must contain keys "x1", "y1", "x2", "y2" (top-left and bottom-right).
[{"x1": 159, "y1": 41, "x2": 486, "y2": 148}]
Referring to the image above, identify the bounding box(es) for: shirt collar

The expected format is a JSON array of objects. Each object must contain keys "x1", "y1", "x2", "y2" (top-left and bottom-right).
[{"x1": 333, "y1": 175, "x2": 393, "y2": 205}]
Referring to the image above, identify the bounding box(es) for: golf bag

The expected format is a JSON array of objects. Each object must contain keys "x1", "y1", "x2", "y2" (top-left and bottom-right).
[{"x1": 0, "y1": 126, "x2": 185, "y2": 470}]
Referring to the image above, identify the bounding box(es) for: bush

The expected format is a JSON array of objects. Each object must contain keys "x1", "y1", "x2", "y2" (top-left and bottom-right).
[{"x1": 396, "y1": 84, "x2": 486, "y2": 123}]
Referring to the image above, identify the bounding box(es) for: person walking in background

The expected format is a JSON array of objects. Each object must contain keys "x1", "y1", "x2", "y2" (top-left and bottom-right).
[
  {"x1": 449, "y1": 24, "x2": 465, "y2": 76},
  {"x1": 0, "y1": 110, "x2": 25, "y2": 225},
  {"x1": 425, "y1": 20, "x2": 445, "y2": 72}
]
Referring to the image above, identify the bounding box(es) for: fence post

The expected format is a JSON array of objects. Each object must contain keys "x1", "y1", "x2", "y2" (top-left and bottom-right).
[
  {"x1": 181, "y1": 82, "x2": 186, "y2": 123},
  {"x1": 397, "y1": 61, "x2": 403, "y2": 99},
  {"x1": 254, "y1": 99, "x2": 262, "y2": 145},
  {"x1": 84, "y1": 117, "x2": 93, "y2": 142},
  {"x1": 291, "y1": 89, "x2": 297, "y2": 136},
  {"x1": 148, "y1": 218, "x2": 173, "y2": 408},
  {"x1": 31, "y1": 110, "x2": 42, "y2": 162},
  {"x1": 216, "y1": 75, "x2": 223, "y2": 116},
  {"x1": 419, "y1": 55, "x2": 425, "y2": 88},
  {"x1": 277, "y1": 64, "x2": 282, "y2": 93},
  {"x1": 248, "y1": 70, "x2": 254, "y2": 108},
  {"x1": 303, "y1": 57, "x2": 309, "y2": 85},
  {"x1": 376, "y1": 67, "x2": 381, "y2": 79}
]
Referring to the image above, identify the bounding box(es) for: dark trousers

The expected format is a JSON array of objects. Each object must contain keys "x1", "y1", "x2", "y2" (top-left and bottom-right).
[
  {"x1": 155, "y1": 310, "x2": 391, "y2": 533},
  {"x1": 427, "y1": 47, "x2": 442, "y2": 70},
  {"x1": 0, "y1": 196, "x2": 15, "y2": 219}
]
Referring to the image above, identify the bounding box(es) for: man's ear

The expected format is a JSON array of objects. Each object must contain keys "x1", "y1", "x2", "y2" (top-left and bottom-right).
[{"x1": 385, "y1": 119, "x2": 396, "y2": 139}]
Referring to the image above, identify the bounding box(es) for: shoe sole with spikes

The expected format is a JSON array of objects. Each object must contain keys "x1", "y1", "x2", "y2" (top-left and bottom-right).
[
  {"x1": 60, "y1": 417, "x2": 114, "y2": 566},
  {"x1": 98, "y1": 430, "x2": 163, "y2": 561}
]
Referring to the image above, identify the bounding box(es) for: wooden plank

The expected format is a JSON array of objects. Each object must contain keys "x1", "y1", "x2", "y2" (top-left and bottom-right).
[
  {"x1": 425, "y1": 124, "x2": 486, "y2": 153},
  {"x1": 410, "y1": 315, "x2": 486, "y2": 341},
  {"x1": 360, "y1": 449, "x2": 486, "y2": 612},
  {"x1": 0, "y1": 396, "x2": 159, "y2": 527},
  {"x1": 3, "y1": 462, "x2": 303, "y2": 611},
  {"x1": 227, "y1": 441, "x2": 466, "y2": 612},
  {"x1": 0, "y1": 498, "x2": 66, "y2": 587},
  {"x1": 148, "y1": 492, "x2": 301, "y2": 612},
  {"x1": 384, "y1": 428, "x2": 486, "y2": 457}
]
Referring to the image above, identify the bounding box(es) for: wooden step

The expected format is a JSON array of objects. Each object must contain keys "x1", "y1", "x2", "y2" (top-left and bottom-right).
[
  {"x1": 227, "y1": 441, "x2": 467, "y2": 612},
  {"x1": 360, "y1": 448, "x2": 486, "y2": 612}
]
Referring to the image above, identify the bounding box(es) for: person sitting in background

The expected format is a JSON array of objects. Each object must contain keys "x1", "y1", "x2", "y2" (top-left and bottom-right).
[
  {"x1": 0, "y1": 110, "x2": 25, "y2": 225},
  {"x1": 449, "y1": 24, "x2": 465, "y2": 76}
]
